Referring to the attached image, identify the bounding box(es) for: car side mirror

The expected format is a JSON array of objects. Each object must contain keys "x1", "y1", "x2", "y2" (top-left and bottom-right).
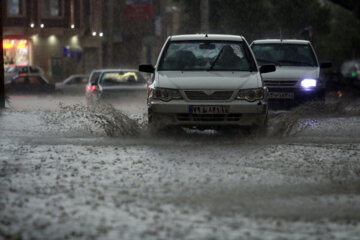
[
  {"x1": 320, "y1": 62, "x2": 332, "y2": 69},
  {"x1": 260, "y1": 64, "x2": 276, "y2": 74},
  {"x1": 139, "y1": 64, "x2": 155, "y2": 73}
]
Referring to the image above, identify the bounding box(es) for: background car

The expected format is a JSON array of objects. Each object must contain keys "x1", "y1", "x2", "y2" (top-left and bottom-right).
[
  {"x1": 85, "y1": 69, "x2": 147, "y2": 104},
  {"x1": 251, "y1": 39, "x2": 331, "y2": 108},
  {"x1": 5, "y1": 74, "x2": 55, "y2": 94},
  {"x1": 55, "y1": 74, "x2": 89, "y2": 94},
  {"x1": 5, "y1": 65, "x2": 45, "y2": 82}
]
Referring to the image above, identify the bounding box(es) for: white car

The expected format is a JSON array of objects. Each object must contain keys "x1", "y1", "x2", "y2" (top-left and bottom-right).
[
  {"x1": 5, "y1": 65, "x2": 45, "y2": 82},
  {"x1": 251, "y1": 39, "x2": 331, "y2": 106},
  {"x1": 139, "y1": 34, "x2": 275, "y2": 130},
  {"x1": 55, "y1": 74, "x2": 89, "y2": 94}
]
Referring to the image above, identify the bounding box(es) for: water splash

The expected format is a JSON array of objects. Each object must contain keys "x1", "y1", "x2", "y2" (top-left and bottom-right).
[
  {"x1": 267, "y1": 99, "x2": 360, "y2": 137},
  {"x1": 42, "y1": 102, "x2": 141, "y2": 137}
]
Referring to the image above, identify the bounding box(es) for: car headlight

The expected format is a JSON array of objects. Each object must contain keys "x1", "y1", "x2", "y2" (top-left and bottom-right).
[
  {"x1": 301, "y1": 79, "x2": 317, "y2": 89},
  {"x1": 150, "y1": 88, "x2": 182, "y2": 102},
  {"x1": 236, "y1": 88, "x2": 266, "y2": 102}
]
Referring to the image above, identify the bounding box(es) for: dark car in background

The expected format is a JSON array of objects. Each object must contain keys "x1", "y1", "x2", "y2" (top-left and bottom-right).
[
  {"x1": 85, "y1": 69, "x2": 147, "y2": 104},
  {"x1": 5, "y1": 74, "x2": 55, "y2": 94},
  {"x1": 55, "y1": 74, "x2": 89, "y2": 94}
]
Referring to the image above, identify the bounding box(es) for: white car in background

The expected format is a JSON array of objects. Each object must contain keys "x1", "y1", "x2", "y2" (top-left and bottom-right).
[
  {"x1": 251, "y1": 39, "x2": 331, "y2": 107},
  {"x1": 139, "y1": 34, "x2": 276, "y2": 130},
  {"x1": 55, "y1": 74, "x2": 89, "y2": 94}
]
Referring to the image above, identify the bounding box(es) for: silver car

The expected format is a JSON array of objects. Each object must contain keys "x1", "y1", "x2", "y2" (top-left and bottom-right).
[{"x1": 139, "y1": 34, "x2": 275, "y2": 130}]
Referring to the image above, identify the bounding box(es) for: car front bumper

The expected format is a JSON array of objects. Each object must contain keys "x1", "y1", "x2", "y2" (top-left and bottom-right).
[{"x1": 148, "y1": 99, "x2": 268, "y2": 127}]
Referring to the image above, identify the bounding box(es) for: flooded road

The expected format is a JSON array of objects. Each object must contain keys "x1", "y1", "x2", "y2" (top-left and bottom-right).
[{"x1": 1, "y1": 95, "x2": 360, "y2": 239}]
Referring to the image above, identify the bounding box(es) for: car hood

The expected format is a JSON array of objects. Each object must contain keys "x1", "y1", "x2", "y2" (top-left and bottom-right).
[
  {"x1": 156, "y1": 71, "x2": 261, "y2": 90},
  {"x1": 261, "y1": 66, "x2": 319, "y2": 80}
]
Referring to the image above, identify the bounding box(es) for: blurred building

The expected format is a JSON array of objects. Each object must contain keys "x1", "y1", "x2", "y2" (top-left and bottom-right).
[{"x1": 2, "y1": 0, "x2": 180, "y2": 81}]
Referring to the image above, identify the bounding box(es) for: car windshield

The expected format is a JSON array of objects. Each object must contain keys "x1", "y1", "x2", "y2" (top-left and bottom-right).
[
  {"x1": 158, "y1": 41, "x2": 255, "y2": 71},
  {"x1": 100, "y1": 71, "x2": 146, "y2": 86},
  {"x1": 6, "y1": 66, "x2": 16, "y2": 73},
  {"x1": 252, "y1": 43, "x2": 318, "y2": 67}
]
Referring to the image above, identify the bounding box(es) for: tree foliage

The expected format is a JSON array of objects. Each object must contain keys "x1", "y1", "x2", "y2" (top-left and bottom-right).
[{"x1": 174, "y1": 0, "x2": 360, "y2": 66}]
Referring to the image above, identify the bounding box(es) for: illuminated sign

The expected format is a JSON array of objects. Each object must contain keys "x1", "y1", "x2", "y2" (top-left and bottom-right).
[
  {"x1": 2, "y1": 39, "x2": 28, "y2": 49},
  {"x1": 3, "y1": 40, "x2": 15, "y2": 49}
]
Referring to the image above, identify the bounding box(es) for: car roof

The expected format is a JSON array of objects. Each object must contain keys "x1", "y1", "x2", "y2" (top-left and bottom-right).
[
  {"x1": 252, "y1": 39, "x2": 311, "y2": 44},
  {"x1": 66, "y1": 74, "x2": 88, "y2": 78},
  {"x1": 169, "y1": 34, "x2": 245, "y2": 41},
  {"x1": 91, "y1": 69, "x2": 139, "y2": 73}
]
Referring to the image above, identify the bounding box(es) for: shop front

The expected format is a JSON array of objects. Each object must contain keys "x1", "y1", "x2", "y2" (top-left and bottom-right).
[{"x1": 3, "y1": 36, "x2": 31, "y2": 69}]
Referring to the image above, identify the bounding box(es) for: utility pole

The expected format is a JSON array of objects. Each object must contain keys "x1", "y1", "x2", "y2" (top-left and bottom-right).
[
  {"x1": 200, "y1": 0, "x2": 209, "y2": 33},
  {"x1": 0, "y1": 0, "x2": 5, "y2": 109},
  {"x1": 107, "y1": 0, "x2": 114, "y2": 68}
]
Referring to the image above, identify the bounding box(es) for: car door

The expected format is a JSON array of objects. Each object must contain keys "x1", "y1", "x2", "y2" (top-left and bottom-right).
[
  {"x1": 65, "y1": 76, "x2": 88, "y2": 94},
  {"x1": 28, "y1": 76, "x2": 53, "y2": 93},
  {"x1": 8, "y1": 76, "x2": 29, "y2": 93}
]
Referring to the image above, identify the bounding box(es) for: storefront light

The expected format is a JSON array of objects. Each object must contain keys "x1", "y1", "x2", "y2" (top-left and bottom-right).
[
  {"x1": 71, "y1": 24, "x2": 75, "y2": 29},
  {"x1": 3, "y1": 40, "x2": 15, "y2": 49},
  {"x1": 92, "y1": 31, "x2": 97, "y2": 36},
  {"x1": 99, "y1": 32, "x2": 104, "y2": 37},
  {"x1": 30, "y1": 23, "x2": 35, "y2": 28},
  {"x1": 40, "y1": 23, "x2": 45, "y2": 28},
  {"x1": 17, "y1": 40, "x2": 28, "y2": 49}
]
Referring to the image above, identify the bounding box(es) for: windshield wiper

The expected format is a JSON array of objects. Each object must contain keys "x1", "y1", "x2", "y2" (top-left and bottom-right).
[
  {"x1": 278, "y1": 59, "x2": 314, "y2": 66},
  {"x1": 256, "y1": 58, "x2": 281, "y2": 66},
  {"x1": 208, "y1": 46, "x2": 225, "y2": 71}
]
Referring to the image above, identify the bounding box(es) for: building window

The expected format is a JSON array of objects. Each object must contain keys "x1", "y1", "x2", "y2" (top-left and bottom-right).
[
  {"x1": 7, "y1": 0, "x2": 24, "y2": 16},
  {"x1": 43, "y1": 0, "x2": 62, "y2": 17}
]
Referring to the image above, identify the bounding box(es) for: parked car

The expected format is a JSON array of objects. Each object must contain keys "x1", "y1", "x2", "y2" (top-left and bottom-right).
[
  {"x1": 251, "y1": 39, "x2": 331, "y2": 108},
  {"x1": 5, "y1": 74, "x2": 55, "y2": 94},
  {"x1": 139, "y1": 34, "x2": 275, "y2": 131},
  {"x1": 85, "y1": 69, "x2": 147, "y2": 104},
  {"x1": 55, "y1": 74, "x2": 89, "y2": 94},
  {"x1": 5, "y1": 65, "x2": 45, "y2": 82}
]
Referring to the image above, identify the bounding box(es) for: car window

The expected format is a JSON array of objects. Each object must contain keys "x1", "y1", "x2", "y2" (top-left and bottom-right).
[
  {"x1": 18, "y1": 67, "x2": 28, "y2": 74},
  {"x1": 159, "y1": 41, "x2": 255, "y2": 71},
  {"x1": 28, "y1": 76, "x2": 45, "y2": 84},
  {"x1": 6, "y1": 66, "x2": 16, "y2": 73},
  {"x1": 81, "y1": 77, "x2": 88, "y2": 83},
  {"x1": 89, "y1": 72, "x2": 101, "y2": 84},
  {"x1": 29, "y1": 67, "x2": 40, "y2": 73},
  {"x1": 100, "y1": 71, "x2": 146, "y2": 86},
  {"x1": 252, "y1": 43, "x2": 318, "y2": 67},
  {"x1": 70, "y1": 77, "x2": 88, "y2": 84}
]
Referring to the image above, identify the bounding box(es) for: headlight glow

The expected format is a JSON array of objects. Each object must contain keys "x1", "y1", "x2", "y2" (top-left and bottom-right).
[
  {"x1": 151, "y1": 88, "x2": 182, "y2": 102},
  {"x1": 236, "y1": 88, "x2": 265, "y2": 102},
  {"x1": 301, "y1": 79, "x2": 317, "y2": 88}
]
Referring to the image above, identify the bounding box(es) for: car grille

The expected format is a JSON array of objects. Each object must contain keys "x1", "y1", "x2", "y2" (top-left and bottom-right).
[
  {"x1": 264, "y1": 80, "x2": 298, "y2": 87},
  {"x1": 184, "y1": 90, "x2": 234, "y2": 100},
  {"x1": 176, "y1": 114, "x2": 241, "y2": 122}
]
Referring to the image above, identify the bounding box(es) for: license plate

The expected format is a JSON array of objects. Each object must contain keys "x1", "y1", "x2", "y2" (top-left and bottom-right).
[
  {"x1": 189, "y1": 105, "x2": 229, "y2": 114},
  {"x1": 268, "y1": 92, "x2": 294, "y2": 99}
]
